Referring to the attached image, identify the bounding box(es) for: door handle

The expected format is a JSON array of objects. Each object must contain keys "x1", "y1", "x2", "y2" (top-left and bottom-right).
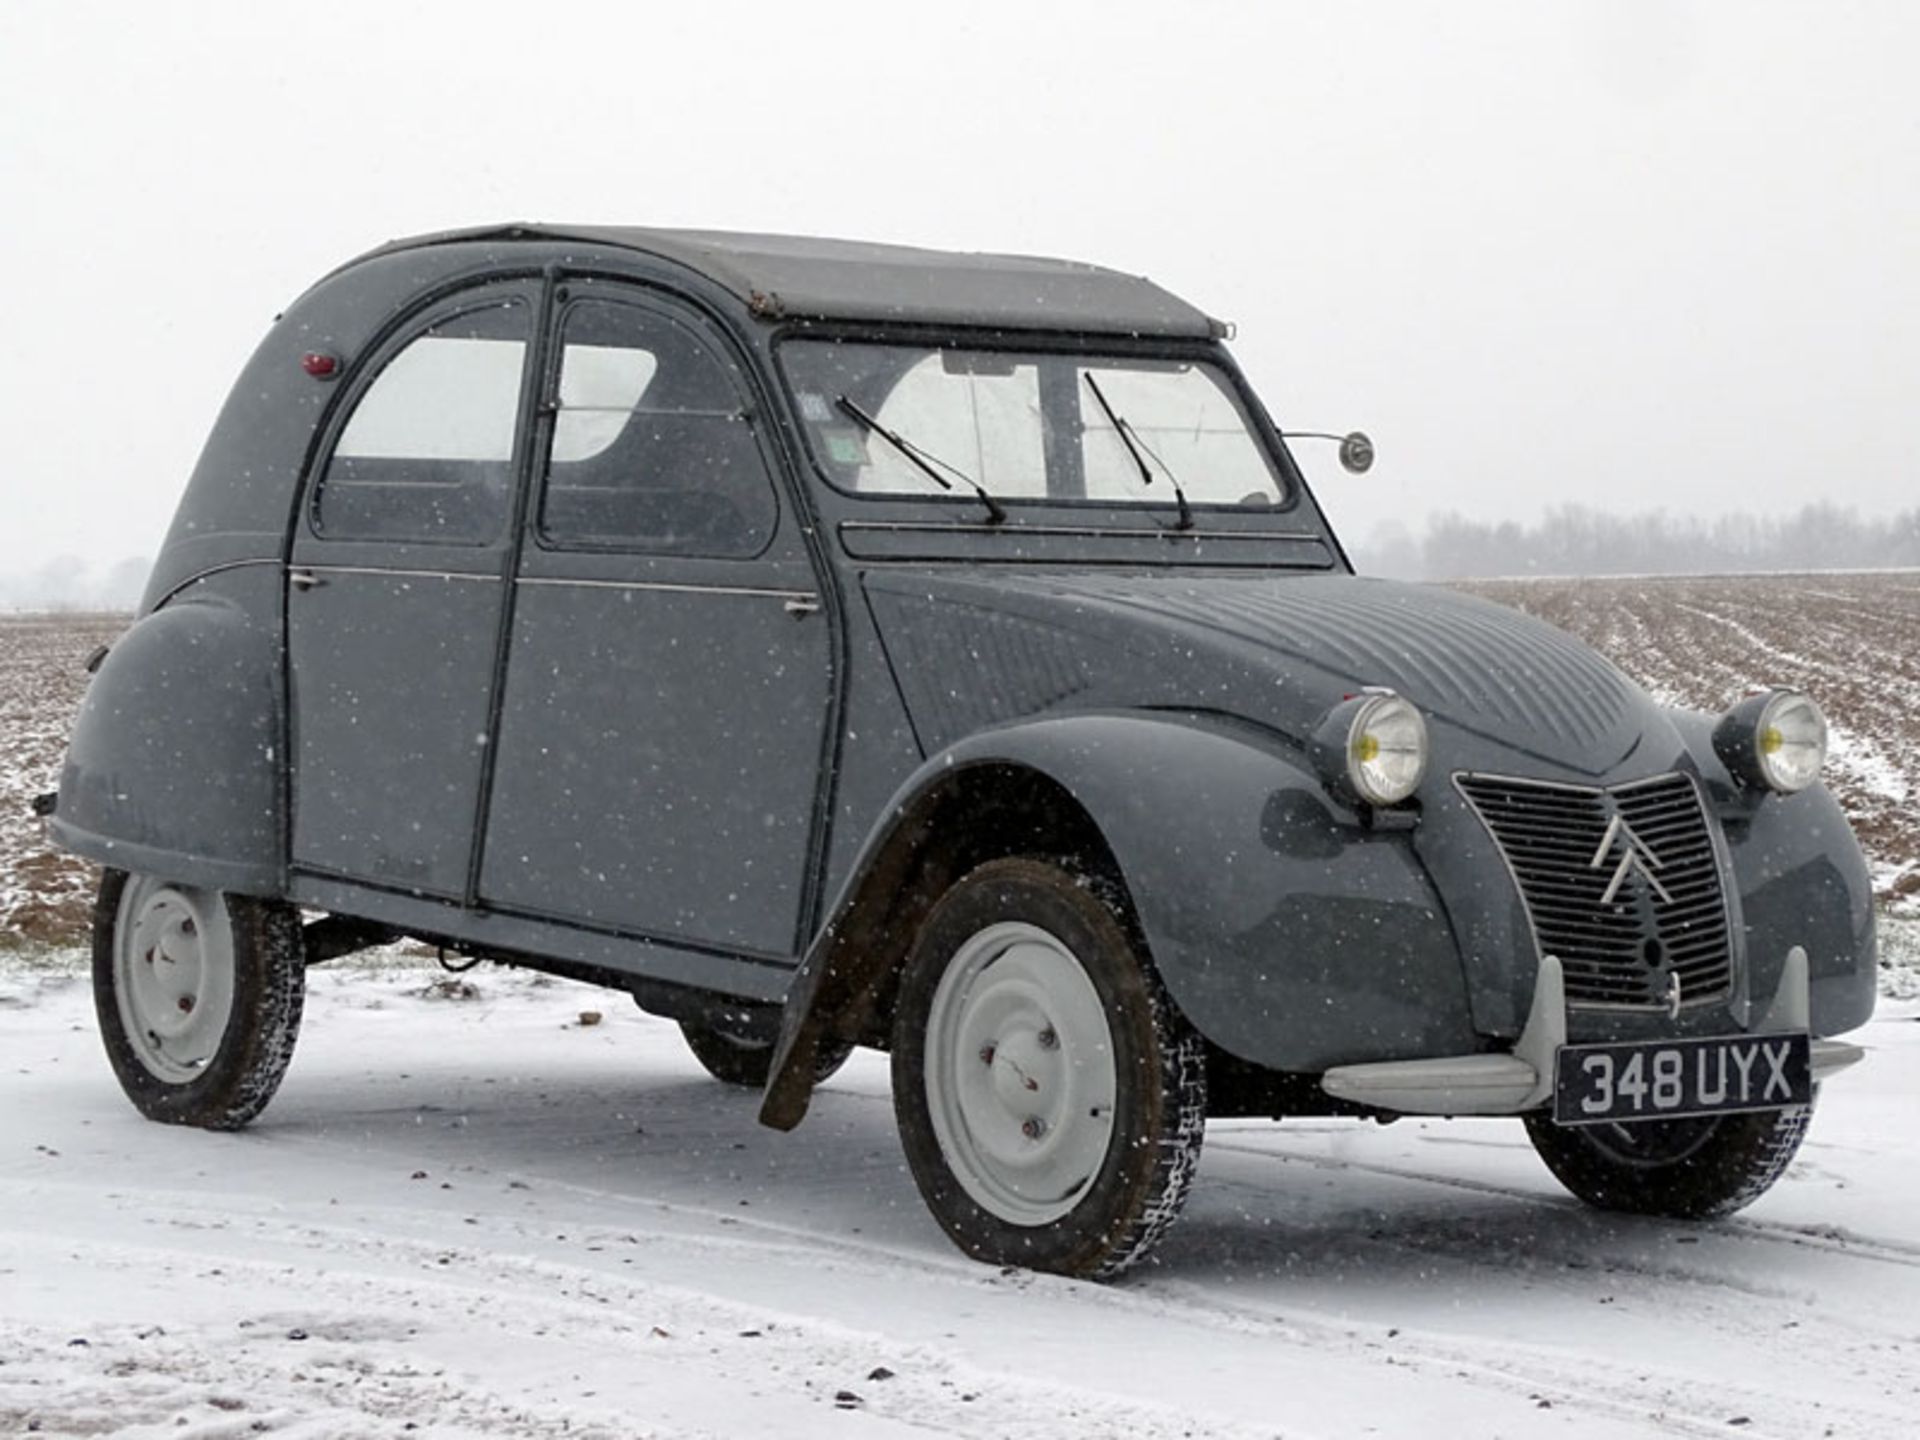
[
  {"x1": 289, "y1": 569, "x2": 324, "y2": 590},
  {"x1": 783, "y1": 596, "x2": 820, "y2": 619}
]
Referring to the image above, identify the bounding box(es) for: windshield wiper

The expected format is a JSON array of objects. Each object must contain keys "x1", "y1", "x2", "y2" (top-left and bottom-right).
[
  {"x1": 834, "y1": 396, "x2": 1007, "y2": 525},
  {"x1": 1082, "y1": 373, "x2": 1194, "y2": 531}
]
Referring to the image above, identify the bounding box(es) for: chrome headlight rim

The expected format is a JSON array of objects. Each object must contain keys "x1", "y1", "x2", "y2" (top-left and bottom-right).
[
  {"x1": 1753, "y1": 688, "x2": 1828, "y2": 794},
  {"x1": 1312, "y1": 689, "x2": 1430, "y2": 808},
  {"x1": 1712, "y1": 687, "x2": 1828, "y2": 795}
]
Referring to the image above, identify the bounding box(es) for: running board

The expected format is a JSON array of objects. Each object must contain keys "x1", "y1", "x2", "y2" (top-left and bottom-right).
[{"x1": 1321, "y1": 947, "x2": 1865, "y2": 1117}]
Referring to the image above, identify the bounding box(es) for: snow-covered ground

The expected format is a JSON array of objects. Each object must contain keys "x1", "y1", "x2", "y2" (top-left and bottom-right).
[{"x1": 6, "y1": 956, "x2": 1920, "y2": 1439}]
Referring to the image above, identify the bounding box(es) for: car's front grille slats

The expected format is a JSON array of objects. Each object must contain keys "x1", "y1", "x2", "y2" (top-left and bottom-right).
[{"x1": 1457, "y1": 772, "x2": 1735, "y2": 1010}]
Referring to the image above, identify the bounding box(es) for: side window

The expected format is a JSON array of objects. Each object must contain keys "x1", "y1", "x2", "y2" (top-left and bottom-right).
[
  {"x1": 540, "y1": 299, "x2": 776, "y2": 555},
  {"x1": 315, "y1": 300, "x2": 528, "y2": 544}
]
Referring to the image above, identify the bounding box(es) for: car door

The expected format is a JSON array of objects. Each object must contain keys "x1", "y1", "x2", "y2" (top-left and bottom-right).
[
  {"x1": 477, "y1": 283, "x2": 832, "y2": 959},
  {"x1": 287, "y1": 283, "x2": 537, "y2": 899}
]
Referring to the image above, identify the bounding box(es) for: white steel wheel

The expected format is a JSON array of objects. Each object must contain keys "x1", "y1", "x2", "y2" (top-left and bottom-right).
[
  {"x1": 92, "y1": 869, "x2": 306, "y2": 1130},
  {"x1": 892, "y1": 857, "x2": 1207, "y2": 1280},
  {"x1": 923, "y1": 921, "x2": 1119, "y2": 1225},
  {"x1": 114, "y1": 878, "x2": 237, "y2": 1083}
]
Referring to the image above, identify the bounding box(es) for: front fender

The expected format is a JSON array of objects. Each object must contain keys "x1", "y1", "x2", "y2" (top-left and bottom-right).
[
  {"x1": 51, "y1": 572, "x2": 284, "y2": 896},
  {"x1": 761, "y1": 710, "x2": 1477, "y2": 1128},
  {"x1": 1665, "y1": 708, "x2": 1877, "y2": 1038}
]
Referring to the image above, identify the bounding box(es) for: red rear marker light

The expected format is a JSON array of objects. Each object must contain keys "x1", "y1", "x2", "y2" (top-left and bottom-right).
[{"x1": 301, "y1": 352, "x2": 340, "y2": 379}]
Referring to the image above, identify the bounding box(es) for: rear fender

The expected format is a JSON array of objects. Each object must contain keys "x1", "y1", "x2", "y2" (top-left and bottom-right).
[{"x1": 51, "y1": 570, "x2": 284, "y2": 896}]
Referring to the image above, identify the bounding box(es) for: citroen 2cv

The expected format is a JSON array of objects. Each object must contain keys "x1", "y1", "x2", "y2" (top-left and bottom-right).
[{"x1": 46, "y1": 225, "x2": 1874, "y2": 1278}]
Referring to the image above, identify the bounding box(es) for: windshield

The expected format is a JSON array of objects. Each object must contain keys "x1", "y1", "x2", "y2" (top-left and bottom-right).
[{"x1": 779, "y1": 340, "x2": 1287, "y2": 511}]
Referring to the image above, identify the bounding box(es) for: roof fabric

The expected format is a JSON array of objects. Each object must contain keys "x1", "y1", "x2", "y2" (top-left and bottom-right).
[{"x1": 358, "y1": 224, "x2": 1224, "y2": 338}]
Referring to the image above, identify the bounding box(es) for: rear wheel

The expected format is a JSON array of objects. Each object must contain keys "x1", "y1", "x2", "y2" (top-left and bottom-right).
[
  {"x1": 679, "y1": 1019, "x2": 851, "y2": 1088},
  {"x1": 1524, "y1": 1103, "x2": 1812, "y2": 1219},
  {"x1": 891, "y1": 857, "x2": 1206, "y2": 1279},
  {"x1": 93, "y1": 869, "x2": 306, "y2": 1130}
]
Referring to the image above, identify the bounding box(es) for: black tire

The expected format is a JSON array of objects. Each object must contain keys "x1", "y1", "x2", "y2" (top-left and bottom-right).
[
  {"x1": 679, "y1": 1019, "x2": 852, "y2": 1089},
  {"x1": 891, "y1": 857, "x2": 1207, "y2": 1280},
  {"x1": 1525, "y1": 1102, "x2": 1813, "y2": 1219},
  {"x1": 92, "y1": 869, "x2": 306, "y2": 1130}
]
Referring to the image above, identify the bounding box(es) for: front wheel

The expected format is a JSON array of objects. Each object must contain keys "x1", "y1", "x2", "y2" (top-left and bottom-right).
[
  {"x1": 1524, "y1": 1103, "x2": 1813, "y2": 1219},
  {"x1": 891, "y1": 858, "x2": 1206, "y2": 1280},
  {"x1": 93, "y1": 870, "x2": 306, "y2": 1130}
]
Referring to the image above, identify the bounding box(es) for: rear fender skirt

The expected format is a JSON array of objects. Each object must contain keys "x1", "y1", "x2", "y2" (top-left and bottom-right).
[{"x1": 51, "y1": 572, "x2": 284, "y2": 897}]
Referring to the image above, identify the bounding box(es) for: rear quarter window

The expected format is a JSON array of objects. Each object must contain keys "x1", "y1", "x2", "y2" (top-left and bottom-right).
[{"x1": 314, "y1": 300, "x2": 528, "y2": 545}]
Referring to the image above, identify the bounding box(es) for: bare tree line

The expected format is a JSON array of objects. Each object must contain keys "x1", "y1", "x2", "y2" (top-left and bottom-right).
[{"x1": 1360, "y1": 503, "x2": 1920, "y2": 580}]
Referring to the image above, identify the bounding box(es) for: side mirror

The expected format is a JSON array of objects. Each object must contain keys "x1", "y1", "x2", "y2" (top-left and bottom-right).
[{"x1": 1282, "y1": 428, "x2": 1377, "y2": 474}]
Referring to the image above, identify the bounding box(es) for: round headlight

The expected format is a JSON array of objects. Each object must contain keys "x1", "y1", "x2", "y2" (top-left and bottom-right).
[
  {"x1": 1753, "y1": 690, "x2": 1828, "y2": 793},
  {"x1": 1712, "y1": 688, "x2": 1828, "y2": 794},
  {"x1": 1313, "y1": 691, "x2": 1429, "y2": 807}
]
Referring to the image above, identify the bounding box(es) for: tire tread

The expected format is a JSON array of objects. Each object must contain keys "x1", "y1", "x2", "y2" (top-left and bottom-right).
[{"x1": 1525, "y1": 1101, "x2": 1813, "y2": 1220}]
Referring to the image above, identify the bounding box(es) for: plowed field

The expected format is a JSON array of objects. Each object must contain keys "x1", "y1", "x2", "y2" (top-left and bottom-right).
[{"x1": 0, "y1": 613, "x2": 121, "y2": 946}]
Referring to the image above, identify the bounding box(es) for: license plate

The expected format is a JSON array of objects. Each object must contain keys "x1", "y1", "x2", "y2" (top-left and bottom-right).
[{"x1": 1552, "y1": 1032, "x2": 1812, "y2": 1127}]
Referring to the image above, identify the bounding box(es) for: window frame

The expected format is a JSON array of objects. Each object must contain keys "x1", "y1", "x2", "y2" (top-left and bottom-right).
[
  {"x1": 771, "y1": 326, "x2": 1309, "y2": 521},
  {"x1": 306, "y1": 289, "x2": 538, "y2": 549},
  {"x1": 528, "y1": 290, "x2": 784, "y2": 562}
]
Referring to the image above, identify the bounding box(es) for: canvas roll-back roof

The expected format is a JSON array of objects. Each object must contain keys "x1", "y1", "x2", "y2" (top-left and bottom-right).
[{"x1": 353, "y1": 224, "x2": 1225, "y2": 338}]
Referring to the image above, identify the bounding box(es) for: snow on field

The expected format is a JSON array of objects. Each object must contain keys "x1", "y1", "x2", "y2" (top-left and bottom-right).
[{"x1": 6, "y1": 957, "x2": 1920, "y2": 1440}]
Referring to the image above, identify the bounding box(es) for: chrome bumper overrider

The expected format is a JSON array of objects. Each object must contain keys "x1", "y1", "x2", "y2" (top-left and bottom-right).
[{"x1": 1321, "y1": 946, "x2": 1867, "y2": 1117}]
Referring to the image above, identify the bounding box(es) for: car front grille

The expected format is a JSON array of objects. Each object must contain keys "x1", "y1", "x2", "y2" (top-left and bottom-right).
[{"x1": 1456, "y1": 772, "x2": 1734, "y2": 1010}]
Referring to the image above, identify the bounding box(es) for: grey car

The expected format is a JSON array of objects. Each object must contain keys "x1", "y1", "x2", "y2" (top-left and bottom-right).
[{"x1": 46, "y1": 225, "x2": 1875, "y2": 1278}]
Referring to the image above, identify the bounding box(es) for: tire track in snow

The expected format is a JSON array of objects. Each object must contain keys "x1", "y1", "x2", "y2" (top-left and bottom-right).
[
  {"x1": 1180, "y1": 1137, "x2": 1920, "y2": 1434},
  {"x1": 0, "y1": 1190, "x2": 1298, "y2": 1440},
  {"x1": 101, "y1": 1116, "x2": 1920, "y2": 1440},
  {"x1": 1139, "y1": 1280, "x2": 1909, "y2": 1440},
  {"x1": 1202, "y1": 1133, "x2": 1920, "y2": 1273},
  {"x1": 3, "y1": 1163, "x2": 1831, "y2": 1440}
]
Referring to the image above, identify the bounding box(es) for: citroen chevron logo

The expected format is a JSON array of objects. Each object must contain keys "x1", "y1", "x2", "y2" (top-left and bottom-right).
[{"x1": 1590, "y1": 814, "x2": 1674, "y2": 906}]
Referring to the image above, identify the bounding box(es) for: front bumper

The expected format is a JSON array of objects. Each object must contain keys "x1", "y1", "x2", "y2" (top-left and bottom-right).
[{"x1": 1321, "y1": 946, "x2": 1866, "y2": 1116}]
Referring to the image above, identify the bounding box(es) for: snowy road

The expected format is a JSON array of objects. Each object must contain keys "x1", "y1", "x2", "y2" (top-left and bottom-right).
[{"x1": 4, "y1": 962, "x2": 1917, "y2": 1439}]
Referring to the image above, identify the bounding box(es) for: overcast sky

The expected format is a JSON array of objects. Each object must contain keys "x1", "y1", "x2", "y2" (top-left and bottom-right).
[{"x1": 2, "y1": 1, "x2": 1914, "y2": 594}]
